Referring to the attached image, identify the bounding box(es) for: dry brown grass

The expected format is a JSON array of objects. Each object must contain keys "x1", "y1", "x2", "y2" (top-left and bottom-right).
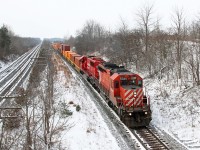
[{"x1": 52, "y1": 54, "x2": 71, "y2": 75}]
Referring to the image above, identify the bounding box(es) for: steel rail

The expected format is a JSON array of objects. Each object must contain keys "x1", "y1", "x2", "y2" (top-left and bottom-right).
[
  {"x1": 0, "y1": 44, "x2": 41, "y2": 103},
  {"x1": 0, "y1": 45, "x2": 39, "y2": 77},
  {"x1": 0, "y1": 45, "x2": 40, "y2": 85}
]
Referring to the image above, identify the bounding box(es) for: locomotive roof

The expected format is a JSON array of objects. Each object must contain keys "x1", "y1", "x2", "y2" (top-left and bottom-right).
[
  {"x1": 87, "y1": 55, "x2": 96, "y2": 58},
  {"x1": 102, "y1": 62, "x2": 119, "y2": 69},
  {"x1": 87, "y1": 56, "x2": 104, "y2": 61},
  {"x1": 99, "y1": 62, "x2": 132, "y2": 74},
  {"x1": 111, "y1": 68, "x2": 130, "y2": 74}
]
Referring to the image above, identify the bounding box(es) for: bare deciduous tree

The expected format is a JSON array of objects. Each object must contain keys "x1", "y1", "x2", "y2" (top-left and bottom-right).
[
  {"x1": 75, "y1": 20, "x2": 107, "y2": 55},
  {"x1": 137, "y1": 3, "x2": 155, "y2": 75},
  {"x1": 184, "y1": 19, "x2": 200, "y2": 85},
  {"x1": 171, "y1": 7, "x2": 185, "y2": 82}
]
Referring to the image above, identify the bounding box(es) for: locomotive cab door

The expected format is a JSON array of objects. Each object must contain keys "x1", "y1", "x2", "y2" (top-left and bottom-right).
[{"x1": 109, "y1": 74, "x2": 120, "y2": 107}]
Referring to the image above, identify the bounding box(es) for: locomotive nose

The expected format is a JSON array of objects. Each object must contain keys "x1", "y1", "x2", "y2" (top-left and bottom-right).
[{"x1": 123, "y1": 88, "x2": 143, "y2": 107}]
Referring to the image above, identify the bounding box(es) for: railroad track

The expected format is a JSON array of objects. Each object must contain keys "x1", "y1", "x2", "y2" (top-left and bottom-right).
[
  {"x1": 0, "y1": 48, "x2": 32, "y2": 78},
  {"x1": 0, "y1": 44, "x2": 41, "y2": 105},
  {"x1": 0, "y1": 45, "x2": 40, "y2": 85},
  {"x1": 131, "y1": 126, "x2": 169, "y2": 150}
]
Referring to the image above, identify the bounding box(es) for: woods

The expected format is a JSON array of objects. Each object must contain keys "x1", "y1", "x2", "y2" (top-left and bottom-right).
[
  {"x1": 63, "y1": 5, "x2": 200, "y2": 87},
  {"x1": 0, "y1": 25, "x2": 41, "y2": 60},
  {"x1": 0, "y1": 25, "x2": 11, "y2": 58}
]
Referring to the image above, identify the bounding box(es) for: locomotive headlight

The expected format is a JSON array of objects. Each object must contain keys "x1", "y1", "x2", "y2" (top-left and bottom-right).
[
  {"x1": 129, "y1": 113, "x2": 132, "y2": 116},
  {"x1": 134, "y1": 92, "x2": 137, "y2": 97},
  {"x1": 145, "y1": 112, "x2": 148, "y2": 115}
]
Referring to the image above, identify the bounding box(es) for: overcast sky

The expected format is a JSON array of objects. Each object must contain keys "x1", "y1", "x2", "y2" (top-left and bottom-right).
[{"x1": 0, "y1": 0, "x2": 200, "y2": 39}]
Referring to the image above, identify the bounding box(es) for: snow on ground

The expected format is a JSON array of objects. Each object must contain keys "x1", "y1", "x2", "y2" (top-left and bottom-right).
[
  {"x1": 53, "y1": 54, "x2": 121, "y2": 150},
  {"x1": 144, "y1": 76, "x2": 200, "y2": 149}
]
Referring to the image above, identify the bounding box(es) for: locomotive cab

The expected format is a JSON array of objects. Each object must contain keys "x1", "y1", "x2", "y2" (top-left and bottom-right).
[
  {"x1": 109, "y1": 71, "x2": 151, "y2": 127},
  {"x1": 98, "y1": 62, "x2": 151, "y2": 127}
]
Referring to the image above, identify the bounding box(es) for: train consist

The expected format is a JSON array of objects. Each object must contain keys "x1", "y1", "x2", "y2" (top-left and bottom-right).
[{"x1": 52, "y1": 43, "x2": 151, "y2": 127}]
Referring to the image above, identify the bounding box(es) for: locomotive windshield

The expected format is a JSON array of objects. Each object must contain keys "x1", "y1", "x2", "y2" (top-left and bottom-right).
[
  {"x1": 121, "y1": 79, "x2": 136, "y2": 86},
  {"x1": 130, "y1": 76, "x2": 136, "y2": 85},
  {"x1": 120, "y1": 76, "x2": 142, "y2": 87},
  {"x1": 129, "y1": 79, "x2": 136, "y2": 85},
  {"x1": 120, "y1": 77, "x2": 128, "y2": 85}
]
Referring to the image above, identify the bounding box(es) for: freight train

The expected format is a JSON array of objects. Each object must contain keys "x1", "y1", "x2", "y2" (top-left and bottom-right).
[{"x1": 52, "y1": 43, "x2": 151, "y2": 128}]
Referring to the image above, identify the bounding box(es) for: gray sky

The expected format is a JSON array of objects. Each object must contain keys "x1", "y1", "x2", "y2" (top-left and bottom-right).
[{"x1": 0, "y1": 0, "x2": 199, "y2": 39}]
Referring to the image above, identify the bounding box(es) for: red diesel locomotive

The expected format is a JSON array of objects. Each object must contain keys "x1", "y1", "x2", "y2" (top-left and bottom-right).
[{"x1": 52, "y1": 43, "x2": 151, "y2": 127}]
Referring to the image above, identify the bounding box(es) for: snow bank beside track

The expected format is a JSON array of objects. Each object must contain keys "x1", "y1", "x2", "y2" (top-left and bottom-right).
[{"x1": 145, "y1": 77, "x2": 200, "y2": 149}]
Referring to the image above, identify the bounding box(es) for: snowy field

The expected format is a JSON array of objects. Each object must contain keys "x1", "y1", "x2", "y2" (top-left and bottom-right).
[
  {"x1": 145, "y1": 77, "x2": 200, "y2": 149},
  {"x1": 52, "y1": 54, "x2": 121, "y2": 150}
]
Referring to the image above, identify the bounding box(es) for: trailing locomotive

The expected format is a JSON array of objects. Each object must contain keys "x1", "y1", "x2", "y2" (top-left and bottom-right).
[{"x1": 52, "y1": 43, "x2": 151, "y2": 127}]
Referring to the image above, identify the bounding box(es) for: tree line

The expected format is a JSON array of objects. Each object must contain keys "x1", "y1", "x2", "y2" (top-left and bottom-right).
[
  {"x1": 64, "y1": 5, "x2": 200, "y2": 86},
  {"x1": 0, "y1": 24, "x2": 41, "y2": 60}
]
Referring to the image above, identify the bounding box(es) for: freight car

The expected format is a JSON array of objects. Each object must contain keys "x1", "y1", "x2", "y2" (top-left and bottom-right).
[{"x1": 52, "y1": 43, "x2": 151, "y2": 128}]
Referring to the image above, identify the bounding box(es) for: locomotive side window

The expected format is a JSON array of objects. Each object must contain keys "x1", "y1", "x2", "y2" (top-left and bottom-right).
[
  {"x1": 138, "y1": 80, "x2": 143, "y2": 87},
  {"x1": 114, "y1": 81, "x2": 119, "y2": 88}
]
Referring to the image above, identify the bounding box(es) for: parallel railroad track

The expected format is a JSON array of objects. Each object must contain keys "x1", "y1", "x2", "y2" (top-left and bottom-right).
[
  {"x1": 0, "y1": 45, "x2": 40, "y2": 85},
  {"x1": 0, "y1": 44, "x2": 41, "y2": 105},
  {"x1": 0, "y1": 48, "x2": 32, "y2": 78}
]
